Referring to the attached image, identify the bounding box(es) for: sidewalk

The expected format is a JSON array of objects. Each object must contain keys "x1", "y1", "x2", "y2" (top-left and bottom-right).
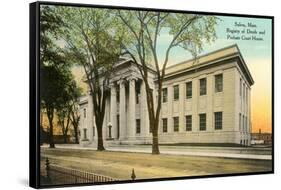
[{"x1": 41, "y1": 144, "x2": 272, "y2": 160}]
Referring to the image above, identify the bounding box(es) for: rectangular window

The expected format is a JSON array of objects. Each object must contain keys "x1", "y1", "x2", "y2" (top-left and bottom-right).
[
  {"x1": 200, "y1": 78, "x2": 207, "y2": 95},
  {"x1": 136, "y1": 94, "x2": 140, "y2": 104},
  {"x1": 186, "y1": 81, "x2": 192, "y2": 99},
  {"x1": 214, "y1": 112, "x2": 223, "y2": 130},
  {"x1": 174, "y1": 85, "x2": 179, "y2": 101},
  {"x1": 83, "y1": 128, "x2": 87, "y2": 140},
  {"x1": 215, "y1": 74, "x2": 223, "y2": 92},
  {"x1": 185, "y1": 115, "x2": 192, "y2": 131},
  {"x1": 199, "y1": 114, "x2": 206, "y2": 131},
  {"x1": 162, "y1": 88, "x2": 167, "y2": 103},
  {"x1": 136, "y1": 119, "x2": 141, "y2": 134},
  {"x1": 83, "y1": 108, "x2": 86, "y2": 118},
  {"x1": 93, "y1": 127, "x2": 95, "y2": 137},
  {"x1": 136, "y1": 82, "x2": 141, "y2": 104},
  {"x1": 173, "y1": 117, "x2": 179, "y2": 132},
  {"x1": 162, "y1": 118, "x2": 168, "y2": 133}
]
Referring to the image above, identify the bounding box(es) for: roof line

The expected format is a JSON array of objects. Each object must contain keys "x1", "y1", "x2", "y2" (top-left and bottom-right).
[{"x1": 166, "y1": 44, "x2": 239, "y2": 70}]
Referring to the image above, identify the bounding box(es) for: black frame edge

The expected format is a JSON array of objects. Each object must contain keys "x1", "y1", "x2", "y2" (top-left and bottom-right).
[
  {"x1": 37, "y1": 1, "x2": 274, "y2": 18},
  {"x1": 29, "y1": 2, "x2": 40, "y2": 189}
]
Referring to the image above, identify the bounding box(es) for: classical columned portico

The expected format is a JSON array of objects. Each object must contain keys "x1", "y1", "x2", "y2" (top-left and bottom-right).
[{"x1": 128, "y1": 78, "x2": 136, "y2": 139}]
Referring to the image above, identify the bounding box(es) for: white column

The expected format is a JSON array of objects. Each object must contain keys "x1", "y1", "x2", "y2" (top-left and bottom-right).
[
  {"x1": 179, "y1": 83, "x2": 185, "y2": 132},
  {"x1": 192, "y1": 79, "x2": 199, "y2": 132},
  {"x1": 119, "y1": 80, "x2": 126, "y2": 140},
  {"x1": 128, "y1": 78, "x2": 136, "y2": 139},
  {"x1": 110, "y1": 84, "x2": 117, "y2": 139},
  {"x1": 206, "y1": 75, "x2": 213, "y2": 132},
  {"x1": 141, "y1": 80, "x2": 149, "y2": 136},
  {"x1": 167, "y1": 86, "x2": 173, "y2": 133}
]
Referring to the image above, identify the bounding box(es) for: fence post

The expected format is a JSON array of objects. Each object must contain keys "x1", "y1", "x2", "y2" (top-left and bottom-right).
[
  {"x1": 45, "y1": 158, "x2": 50, "y2": 180},
  {"x1": 131, "y1": 168, "x2": 136, "y2": 181}
]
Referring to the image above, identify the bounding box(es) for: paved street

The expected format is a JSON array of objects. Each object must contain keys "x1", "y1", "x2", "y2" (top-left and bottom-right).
[{"x1": 41, "y1": 144, "x2": 272, "y2": 160}]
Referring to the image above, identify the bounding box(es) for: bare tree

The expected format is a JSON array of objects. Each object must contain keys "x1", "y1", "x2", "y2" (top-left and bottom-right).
[
  {"x1": 70, "y1": 103, "x2": 80, "y2": 144},
  {"x1": 57, "y1": 109, "x2": 71, "y2": 143}
]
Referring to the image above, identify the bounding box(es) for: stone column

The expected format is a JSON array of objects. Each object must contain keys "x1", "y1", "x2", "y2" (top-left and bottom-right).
[
  {"x1": 119, "y1": 79, "x2": 126, "y2": 140},
  {"x1": 128, "y1": 78, "x2": 136, "y2": 140},
  {"x1": 206, "y1": 75, "x2": 213, "y2": 132},
  {"x1": 110, "y1": 84, "x2": 117, "y2": 139},
  {"x1": 167, "y1": 86, "x2": 173, "y2": 133},
  {"x1": 192, "y1": 79, "x2": 198, "y2": 133},
  {"x1": 179, "y1": 83, "x2": 185, "y2": 132},
  {"x1": 141, "y1": 81, "x2": 149, "y2": 137}
]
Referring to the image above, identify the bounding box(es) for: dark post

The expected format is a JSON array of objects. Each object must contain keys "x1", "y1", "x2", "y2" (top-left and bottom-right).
[
  {"x1": 45, "y1": 158, "x2": 50, "y2": 180},
  {"x1": 131, "y1": 168, "x2": 136, "y2": 181}
]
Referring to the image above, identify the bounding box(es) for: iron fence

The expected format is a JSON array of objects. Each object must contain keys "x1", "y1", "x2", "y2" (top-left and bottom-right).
[{"x1": 41, "y1": 157, "x2": 118, "y2": 185}]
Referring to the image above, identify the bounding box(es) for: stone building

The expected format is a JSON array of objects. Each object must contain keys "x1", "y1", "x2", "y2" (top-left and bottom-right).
[{"x1": 79, "y1": 44, "x2": 254, "y2": 147}]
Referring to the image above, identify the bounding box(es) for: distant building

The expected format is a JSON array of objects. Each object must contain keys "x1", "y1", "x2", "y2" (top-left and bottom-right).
[
  {"x1": 79, "y1": 44, "x2": 254, "y2": 147},
  {"x1": 251, "y1": 129, "x2": 272, "y2": 145}
]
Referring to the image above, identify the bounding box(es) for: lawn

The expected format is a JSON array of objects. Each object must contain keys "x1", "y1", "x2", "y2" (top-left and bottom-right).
[{"x1": 41, "y1": 147, "x2": 272, "y2": 181}]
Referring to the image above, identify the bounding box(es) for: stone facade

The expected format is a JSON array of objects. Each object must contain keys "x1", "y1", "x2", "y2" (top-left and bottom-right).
[{"x1": 79, "y1": 44, "x2": 254, "y2": 147}]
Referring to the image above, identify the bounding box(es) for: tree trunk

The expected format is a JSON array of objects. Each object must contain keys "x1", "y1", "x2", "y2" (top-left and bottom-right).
[
  {"x1": 47, "y1": 115, "x2": 55, "y2": 148},
  {"x1": 71, "y1": 111, "x2": 80, "y2": 144},
  {"x1": 63, "y1": 124, "x2": 69, "y2": 144},
  {"x1": 145, "y1": 83, "x2": 161, "y2": 154},
  {"x1": 73, "y1": 125, "x2": 79, "y2": 144},
  {"x1": 96, "y1": 119, "x2": 105, "y2": 151},
  {"x1": 63, "y1": 132, "x2": 67, "y2": 143},
  {"x1": 151, "y1": 120, "x2": 160, "y2": 154}
]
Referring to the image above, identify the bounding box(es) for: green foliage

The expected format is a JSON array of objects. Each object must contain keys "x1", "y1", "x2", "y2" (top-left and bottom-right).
[
  {"x1": 40, "y1": 5, "x2": 81, "y2": 145},
  {"x1": 40, "y1": 64, "x2": 73, "y2": 112},
  {"x1": 118, "y1": 10, "x2": 218, "y2": 67},
  {"x1": 56, "y1": 78, "x2": 82, "y2": 142},
  {"x1": 55, "y1": 6, "x2": 128, "y2": 150},
  {"x1": 40, "y1": 5, "x2": 66, "y2": 66},
  {"x1": 40, "y1": 5, "x2": 81, "y2": 122},
  {"x1": 57, "y1": 6, "x2": 123, "y2": 83},
  {"x1": 166, "y1": 14, "x2": 218, "y2": 58}
]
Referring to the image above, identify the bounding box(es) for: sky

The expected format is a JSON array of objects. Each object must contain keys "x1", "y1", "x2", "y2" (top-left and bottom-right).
[{"x1": 71, "y1": 11, "x2": 272, "y2": 133}]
